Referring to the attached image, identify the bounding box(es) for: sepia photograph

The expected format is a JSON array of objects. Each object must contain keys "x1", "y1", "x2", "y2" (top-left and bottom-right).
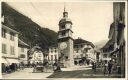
[{"x1": 0, "y1": 0, "x2": 127, "y2": 79}]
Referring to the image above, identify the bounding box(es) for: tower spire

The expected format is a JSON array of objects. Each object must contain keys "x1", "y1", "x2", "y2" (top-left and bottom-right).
[{"x1": 63, "y1": 2, "x2": 68, "y2": 18}]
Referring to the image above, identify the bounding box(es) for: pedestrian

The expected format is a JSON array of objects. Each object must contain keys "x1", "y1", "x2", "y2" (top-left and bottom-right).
[
  {"x1": 87, "y1": 59, "x2": 90, "y2": 65},
  {"x1": 112, "y1": 61, "x2": 117, "y2": 73},
  {"x1": 74, "y1": 61, "x2": 78, "y2": 65},
  {"x1": 5, "y1": 65, "x2": 9, "y2": 73},
  {"x1": 33, "y1": 63, "x2": 37, "y2": 72},
  {"x1": 92, "y1": 61, "x2": 96, "y2": 74},
  {"x1": 10, "y1": 63, "x2": 15, "y2": 72},
  {"x1": 21, "y1": 62, "x2": 24, "y2": 70},
  {"x1": 2, "y1": 63, "x2": 6, "y2": 73},
  {"x1": 108, "y1": 60, "x2": 113, "y2": 75},
  {"x1": 56, "y1": 61, "x2": 61, "y2": 72},
  {"x1": 43, "y1": 60, "x2": 48, "y2": 73},
  {"x1": 53, "y1": 61, "x2": 57, "y2": 71},
  {"x1": 94, "y1": 62, "x2": 96, "y2": 73},
  {"x1": 7, "y1": 65, "x2": 11, "y2": 73},
  {"x1": 103, "y1": 60, "x2": 108, "y2": 75}
]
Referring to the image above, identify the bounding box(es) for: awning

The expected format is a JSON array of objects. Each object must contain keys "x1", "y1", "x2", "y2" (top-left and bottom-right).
[
  {"x1": 6, "y1": 58, "x2": 19, "y2": 64},
  {"x1": 2, "y1": 58, "x2": 8, "y2": 64}
]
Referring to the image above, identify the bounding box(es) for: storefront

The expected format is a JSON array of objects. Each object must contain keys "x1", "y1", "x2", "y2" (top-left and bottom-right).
[
  {"x1": 2, "y1": 58, "x2": 8, "y2": 73},
  {"x1": 6, "y1": 58, "x2": 19, "y2": 65}
]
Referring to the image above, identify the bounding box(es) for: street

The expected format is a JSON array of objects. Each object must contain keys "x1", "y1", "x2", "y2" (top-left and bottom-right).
[
  {"x1": 2, "y1": 66, "x2": 123, "y2": 79},
  {"x1": 48, "y1": 66, "x2": 123, "y2": 78},
  {"x1": 2, "y1": 68, "x2": 53, "y2": 79}
]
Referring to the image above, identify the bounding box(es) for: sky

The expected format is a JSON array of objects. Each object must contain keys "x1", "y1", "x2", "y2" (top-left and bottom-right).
[{"x1": 7, "y1": 2, "x2": 113, "y2": 44}]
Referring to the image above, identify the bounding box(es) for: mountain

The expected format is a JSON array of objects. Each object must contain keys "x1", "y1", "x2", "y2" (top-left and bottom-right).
[
  {"x1": 2, "y1": 2, "x2": 57, "y2": 50},
  {"x1": 94, "y1": 39, "x2": 109, "y2": 50}
]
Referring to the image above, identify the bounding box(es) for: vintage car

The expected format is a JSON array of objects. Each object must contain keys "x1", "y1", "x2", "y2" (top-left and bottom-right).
[{"x1": 33, "y1": 65, "x2": 44, "y2": 72}]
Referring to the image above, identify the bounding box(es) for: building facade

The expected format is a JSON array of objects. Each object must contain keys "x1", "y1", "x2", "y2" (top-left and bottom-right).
[
  {"x1": 30, "y1": 50, "x2": 44, "y2": 64},
  {"x1": 74, "y1": 38, "x2": 95, "y2": 64},
  {"x1": 47, "y1": 46, "x2": 59, "y2": 64},
  {"x1": 112, "y1": 2, "x2": 125, "y2": 77},
  {"x1": 1, "y1": 24, "x2": 20, "y2": 73},
  {"x1": 2, "y1": 24, "x2": 19, "y2": 65},
  {"x1": 101, "y1": 2, "x2": 125, "y2": 77},
  {"x1": 18, "y1": 39, "x2": 30, "y2": 65}
]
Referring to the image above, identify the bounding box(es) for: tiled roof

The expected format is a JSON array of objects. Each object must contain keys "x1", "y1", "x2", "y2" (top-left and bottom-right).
[
  {"x1": 2, "y1": 24, "x2": 19, "y2": 34},
  {"x1": 18, "y1": 39, "x2": 29, "y2": 47}
]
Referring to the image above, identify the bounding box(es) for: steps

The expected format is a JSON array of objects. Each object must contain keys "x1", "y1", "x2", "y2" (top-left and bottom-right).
[{"x1": 61, "y1": 65, "x2": 92, "y2": 71}]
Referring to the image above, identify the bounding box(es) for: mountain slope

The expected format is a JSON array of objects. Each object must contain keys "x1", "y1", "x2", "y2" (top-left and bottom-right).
[{"x1": 2, "y1": 2, "x2": 57, "y2": 49}]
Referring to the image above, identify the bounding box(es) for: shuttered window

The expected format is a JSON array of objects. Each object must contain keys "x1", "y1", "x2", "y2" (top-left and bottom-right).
[
  {"x1": 2, "y1": 44, "x2": 7, "y2": 54},
  {"x1": 2, "y1": 28, "x2": 6, "y2": 38},
  {"x1": 10, "y1": 46, "x2": 15, "y2": 55}
]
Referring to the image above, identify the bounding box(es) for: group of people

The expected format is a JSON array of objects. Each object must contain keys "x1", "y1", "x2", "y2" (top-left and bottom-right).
[
  {"x1": 74, "y1": 58, "x2": 91, "y2": 66},
  {"x1": 32, "y1": 60, "x2": 62, "y2": 73},
  {"x1": 102, "y1": 60, "x2": 118, "y2": 75},
  {"x1": 2, "y1": 63, "x2": 17, "y2": 73},
  {"x1": 2, "y1": 62, "x2": 25, "y2": 74},
  {"x1": 91, "y1": 60, "x2": 119, "y2": 76}
]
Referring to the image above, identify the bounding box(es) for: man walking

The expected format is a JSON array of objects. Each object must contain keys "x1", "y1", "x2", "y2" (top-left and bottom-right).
[
  {"x1": 92, "y1": 61, "x2": 96, "y2": 74},
  {"x1": 108, "y1": 60, "x2": 113, "y2": 75}
]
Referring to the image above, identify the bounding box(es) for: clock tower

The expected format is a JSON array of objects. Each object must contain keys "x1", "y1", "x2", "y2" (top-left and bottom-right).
[{"x1": 58, "y1": 7, "x2": 74, "y2": 67}]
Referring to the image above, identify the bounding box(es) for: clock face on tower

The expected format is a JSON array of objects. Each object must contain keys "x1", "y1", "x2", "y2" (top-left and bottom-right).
[
  {"x1": 66, "y1": 23, "x2": 71, "y2": 29},
  {"x1": 60, "y1": 42, "x2": 67, "y2": 50}
]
